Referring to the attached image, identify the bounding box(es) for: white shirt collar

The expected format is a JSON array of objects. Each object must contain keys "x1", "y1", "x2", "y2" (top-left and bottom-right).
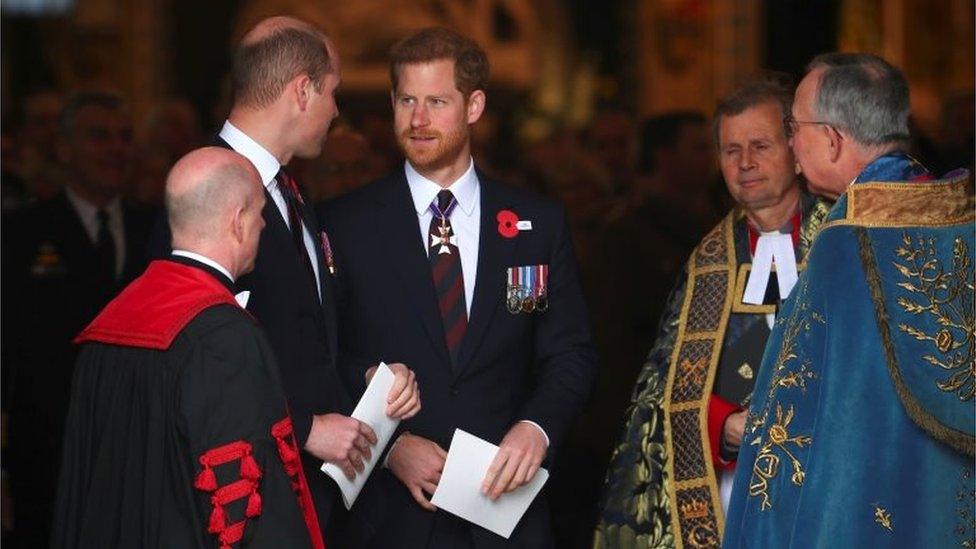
[
  {"x1": 64, "y1": 186, "x2": 122, "y2": 239},
  {"x1": 219, "y1": 120, "x2": 281, "y2": 189},
  {"x1": 65, "y1": 186, "x2": 121, "y2": 221},
  {"x1": 405, "y1": 158, "x2": 478, "y2": 217},
  {"x1": 171, "y1": 250, "x2": 235, "y2": 282}
]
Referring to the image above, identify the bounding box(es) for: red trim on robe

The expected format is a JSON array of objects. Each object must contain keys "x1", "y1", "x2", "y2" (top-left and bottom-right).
[
  {"x1": 75, "y1": 260, "x2": 240, "y2": 350},
  {"x1": 708, "y1": 394, "x2": 741, "y2": 470},
  {"x1": 272, "y1": 417, "x2": 326, "y2": 549},
  {"x1": 193, "y1": 440, "x2": 264, "y2": 549}
]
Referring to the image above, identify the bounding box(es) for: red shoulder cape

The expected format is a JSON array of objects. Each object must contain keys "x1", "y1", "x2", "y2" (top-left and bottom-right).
[{"x1": 75, "y1": 260, "x2": 239, "y2": 350}]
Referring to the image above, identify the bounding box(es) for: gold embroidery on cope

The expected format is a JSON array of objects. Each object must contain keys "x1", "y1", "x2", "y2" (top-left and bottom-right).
[
  {"x1": 858, "y1": 228, "x2": 974, "y2": 455},
  {"x1": 745, "y1": 282, "x2": 820, "y2": 511},
  {"x1": 662, "y1": 214, "x2": 737, "y2": 549},
  {"x1": 953, "y1": 467, "x2": 976, "y2": 549},
  {"x1": 749, "y1": 404, "x2": 812, "y2": 510},
  {"x1": 676, "y1": 357, "x2": 709, "y2": 394},
  {"x1": 894, "y1": 233, "x2": 974, "y2": 401},
  {"x1": 954, "y1": 468, "x2": 975, "y2": 547},
  {"x1": 873, "y1": 505, "x2": 893, "y2": 532}
]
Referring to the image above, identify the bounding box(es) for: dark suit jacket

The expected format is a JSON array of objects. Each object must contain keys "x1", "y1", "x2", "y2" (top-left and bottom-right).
[
  {"x1": 320, "y1": 168, "x2": 599, "y2": 548},
  {"x1": 2, "y1": 191, "x2": 154, "y2": 544},
  {"x1": 147, "y1": 135, "x2": 348, "y2": 531}
]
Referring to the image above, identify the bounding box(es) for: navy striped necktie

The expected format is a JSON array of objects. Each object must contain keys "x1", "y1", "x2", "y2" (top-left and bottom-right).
[{"x1": 428, "y1": 190, "x2": 467, "y2": 368}]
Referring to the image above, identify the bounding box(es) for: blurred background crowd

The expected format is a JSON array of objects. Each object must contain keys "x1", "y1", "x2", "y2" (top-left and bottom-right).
[{"x1": 1, "y1": 0, "x2": 972, "y2": 546}]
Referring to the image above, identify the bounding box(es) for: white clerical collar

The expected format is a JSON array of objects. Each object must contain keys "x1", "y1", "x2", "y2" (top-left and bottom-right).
[
  {"x1": 171, "y1": 250, "x2": 235, "y2": 282},
  {"x1": 171, "y1": 250, "x2": 250, "y2": 307},
  {"x1": 742, "y1": 233, "x2": 799, "y2": 306},
  {"x1": 219, "y1": 120, "x2": 281, "y2": 189},
  {"x1": 405, "y1": 158, "x2": 478, "y2": 217}
]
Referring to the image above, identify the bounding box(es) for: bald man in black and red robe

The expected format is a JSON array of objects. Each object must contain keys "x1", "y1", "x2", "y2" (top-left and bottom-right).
[{"x1": 52, "y1": 148, "x2": 324, "y2": 548}]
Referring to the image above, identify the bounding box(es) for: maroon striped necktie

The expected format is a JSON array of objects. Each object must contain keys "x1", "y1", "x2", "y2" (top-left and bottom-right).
[{"x1": 428, "y1": 190, "x2": 467, "y2": 368}]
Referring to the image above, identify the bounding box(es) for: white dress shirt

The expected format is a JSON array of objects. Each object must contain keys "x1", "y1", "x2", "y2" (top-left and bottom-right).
[
  {"x1": 65, "y1": 187, "x2": 124, "y2": 278},
  {"x1": 219, "y1": 121, "x2": 322, "y2": 300},
  {"x1": 405, "y1": 159, "x2": 480, "y2": 316}
]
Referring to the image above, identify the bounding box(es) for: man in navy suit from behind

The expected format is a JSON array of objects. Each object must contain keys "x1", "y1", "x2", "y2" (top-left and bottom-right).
[{"x1": 321, "y1": 27, "x2": 598, "y2": 548}]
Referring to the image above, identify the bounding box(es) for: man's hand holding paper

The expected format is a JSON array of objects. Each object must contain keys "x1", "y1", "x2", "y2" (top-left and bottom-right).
[
  {"x1": 431, "y1": 429, "x2": 550, "y2": 539},
  {"x1": 366, "y1": 361, "x2": 422, "y2": 420},
  {"x1": 482, "y1": 422, "x2": 548, "y2": 500},
  {"x1": 305, "y1": 413, "x2": 377, "y2": 480},
  {"x1": 321, "y1": 362, "x2": 420, "y2": 508}
]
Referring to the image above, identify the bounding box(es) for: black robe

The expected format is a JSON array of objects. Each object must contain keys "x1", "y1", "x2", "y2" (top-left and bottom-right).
[{"x1": 52, "y1": 259, "x2": 322, "y2": 548}]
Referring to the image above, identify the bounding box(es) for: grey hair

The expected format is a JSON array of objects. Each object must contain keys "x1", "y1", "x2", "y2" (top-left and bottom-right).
[{"x1": 806, "y1": 53, "x2": 910, "y2": 146}]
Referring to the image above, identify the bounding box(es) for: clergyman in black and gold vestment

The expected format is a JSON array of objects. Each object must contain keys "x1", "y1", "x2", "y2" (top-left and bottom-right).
[{"x1": 594, "y1": 76, "x2": 830, "y2": 549}]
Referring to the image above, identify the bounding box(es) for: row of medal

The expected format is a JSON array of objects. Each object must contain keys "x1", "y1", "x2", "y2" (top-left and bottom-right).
[{"x1": 506, "y1": 264, "x2": 549, "y2": 314}]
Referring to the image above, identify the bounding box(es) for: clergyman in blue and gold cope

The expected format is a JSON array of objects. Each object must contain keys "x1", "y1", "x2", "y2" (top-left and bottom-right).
[{"x1": 724, "y1": 52, "x2": 975, "y2": 548}]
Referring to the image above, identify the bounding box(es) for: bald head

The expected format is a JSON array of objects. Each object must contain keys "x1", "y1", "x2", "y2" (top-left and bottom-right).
[
  {"x1": 232, "y1": 16, "x2": 333, "y2": 109},
  {"x1": 165, "y1": 147, "x2": 261, "y2": 248}
]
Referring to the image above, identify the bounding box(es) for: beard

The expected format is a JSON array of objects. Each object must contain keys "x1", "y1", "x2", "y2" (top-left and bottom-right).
[{"x1": 397, "y1": 123, "x2": 469, "y2": 173}]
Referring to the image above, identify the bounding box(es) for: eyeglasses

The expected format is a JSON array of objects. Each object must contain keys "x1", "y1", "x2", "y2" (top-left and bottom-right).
[{"x1": 784, "y1": 114, "x2": 833, "y2": 137}]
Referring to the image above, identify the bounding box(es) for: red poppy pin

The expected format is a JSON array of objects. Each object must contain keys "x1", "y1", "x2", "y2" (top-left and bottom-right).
[
  {"x1": 497, "y1": 209, "x2": 533, "y2": 238},
  {"x1": 497, "y1": 209, "x2": 519, "y2": 238}
]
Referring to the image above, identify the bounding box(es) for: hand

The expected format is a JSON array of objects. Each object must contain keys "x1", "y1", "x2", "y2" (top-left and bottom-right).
[
  {"x1": 364, "y1": 363, "x2": 422, "y2": 420},
  {"x1": 304, "y1": 413, "x2": 378, "y2": 480},
  {"x1": 482, "y1": 422, "x2": 547, "y2": 500},
  {"x1": 387, "y1": 432, "x2": 447, "y2": 511},
  {"x1": 723, "y1": 410, "x2": 747, "y2": 448}
]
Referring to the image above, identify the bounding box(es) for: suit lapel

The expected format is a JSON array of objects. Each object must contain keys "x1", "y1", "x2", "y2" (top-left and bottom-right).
[
  {"x1": 54, "y1": 193, "x2": 95, "y2": 254},
  {"x1": 301, "y1": 193, "x2": 338, "y2": 360},
  {"x1": 378, "y1": 172, "x2": 452, "y2": 369},
  {"x1": 120, "y1": 204, "x2": 144, "y2": 280},
  {"x1": 455, "y1": 177, "x2": 515, "y2": 376}
]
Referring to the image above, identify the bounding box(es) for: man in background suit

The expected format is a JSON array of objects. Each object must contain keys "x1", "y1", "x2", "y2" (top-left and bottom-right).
[
  {"x1": 2, "y1": 91, "x2": 154, "y2": 548},
  {"x1": 147, "y1": 16, "x2": 420, "y2": 541},
  {"x1": 322, "y1": 27, "x2": 598, "y2": 548}
]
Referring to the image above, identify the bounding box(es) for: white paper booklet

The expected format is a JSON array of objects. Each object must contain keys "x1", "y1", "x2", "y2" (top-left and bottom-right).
[
  {"x1": 320, "y1": 362, "x2": 400, "y2": 509},
  {"x1": 431, "y1": 429, "x2": 549, "y2": 539}
]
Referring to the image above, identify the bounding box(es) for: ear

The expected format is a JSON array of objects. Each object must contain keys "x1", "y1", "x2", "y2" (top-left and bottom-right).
[
  {"x1": 466, "y1": 90, "x2": 486, "y2": 125},
  {"x1": 294, "y1": 75, "x2": 313, "y2": 112},
  {"x1": 825, "y1": 125, "x2": 843, "y2": 163},
  {"x1": 230, "y1": 207, "x2": 246, "y2": 245},
  {"x1": 390, "y1": 89, "x2": 397, "y2": 111}
]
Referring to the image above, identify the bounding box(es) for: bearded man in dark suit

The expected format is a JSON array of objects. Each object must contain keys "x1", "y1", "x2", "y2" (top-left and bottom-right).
[{"x1": 321, "y1": 27, "x2": 598, "y2": 548}]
